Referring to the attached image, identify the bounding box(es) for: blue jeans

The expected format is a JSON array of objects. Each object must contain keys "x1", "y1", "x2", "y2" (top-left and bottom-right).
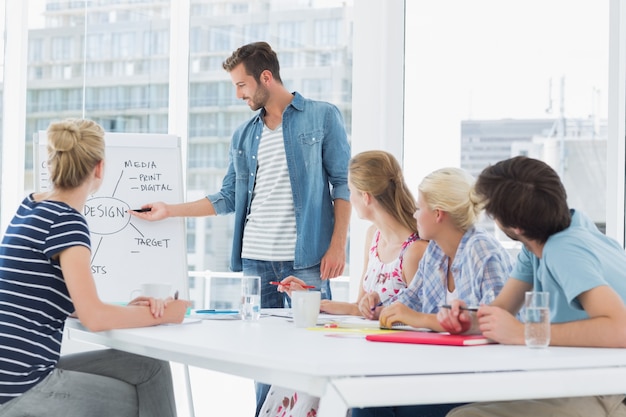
[
  {"x1": 0, "y1": 349, "x2": 176, "y2": 417},
  {"x1": 351, "y1": 404, "x2": 469, "y2": 417},
  {"x1": 243, "y1": 259, "x2": 331, "y2": 417},
  {"x1": 242, "y1": 259, "x2": 331, "y2": 308}
]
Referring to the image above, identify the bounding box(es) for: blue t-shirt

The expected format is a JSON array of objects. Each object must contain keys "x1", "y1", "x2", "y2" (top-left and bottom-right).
[
  {"x1": 0, "y1": 195, "x2": 90, "y2": 404},
  {"x1": 511, "y1": 209, "x2": 626, "y2": 323}
]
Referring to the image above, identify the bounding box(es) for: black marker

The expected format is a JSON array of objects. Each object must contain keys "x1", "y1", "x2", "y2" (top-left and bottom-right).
[{"x1": 132, "y1": 208, "x2": 152, "y2": 213}]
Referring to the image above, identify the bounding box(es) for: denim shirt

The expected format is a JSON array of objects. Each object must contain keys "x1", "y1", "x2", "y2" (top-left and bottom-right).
[{"x1": 207, "y1": 92, "x2": 351, "y2": 272}]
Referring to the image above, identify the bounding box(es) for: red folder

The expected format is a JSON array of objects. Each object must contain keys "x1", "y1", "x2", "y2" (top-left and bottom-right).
[{"x1": 365, "y1": 331, "x2": 495, "y2": 346}]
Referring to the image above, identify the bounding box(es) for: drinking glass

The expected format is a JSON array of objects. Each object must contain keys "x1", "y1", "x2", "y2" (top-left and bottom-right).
[
  {"x1": 240, "y1": 276, "x2": 261, "y2": 321},
  {"x1": 524, "y1": 291, "x2": 550, "y2": 348}
]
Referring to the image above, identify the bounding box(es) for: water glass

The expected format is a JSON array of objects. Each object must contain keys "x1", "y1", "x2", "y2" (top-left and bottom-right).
[
  {"x1": 524, "y1": 291, "x2": 550, "y2": 348},
  {"x1": 240, "y1": 276, "x2": 261, "y2": 321}
]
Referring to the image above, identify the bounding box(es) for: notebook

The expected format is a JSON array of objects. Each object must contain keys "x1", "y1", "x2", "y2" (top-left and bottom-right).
[{"x1": 365, "y1": 331, "x2": 495, "y2": 346}]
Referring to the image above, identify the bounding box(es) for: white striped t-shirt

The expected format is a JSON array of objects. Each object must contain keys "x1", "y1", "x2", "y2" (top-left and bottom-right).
[{"x1": 241, "y1": 124, "x2": 297, "y2": 261}]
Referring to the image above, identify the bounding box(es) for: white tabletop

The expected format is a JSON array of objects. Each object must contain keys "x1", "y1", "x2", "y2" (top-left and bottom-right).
[{"x1": 66, "y1": 313, "x2": 626, "y2": 416}]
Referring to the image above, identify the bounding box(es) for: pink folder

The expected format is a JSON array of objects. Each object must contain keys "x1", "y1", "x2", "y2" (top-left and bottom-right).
[{"x1": 366, "y1": 331, "x2": 495, "y2": 346}]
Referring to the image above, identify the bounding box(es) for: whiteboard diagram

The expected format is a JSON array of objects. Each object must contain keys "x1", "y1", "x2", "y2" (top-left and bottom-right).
[{"x1": 35, "y1": 132, "x2": 188, "y2": 303}]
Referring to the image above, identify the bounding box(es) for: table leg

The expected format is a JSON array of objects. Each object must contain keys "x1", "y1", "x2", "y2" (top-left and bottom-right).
[
  {"x1": 317, "y1": 381, "x2": 349, "y2": 417},
  {"x1": 184, "y1": 364, "x2": 195, "y2": 417}
]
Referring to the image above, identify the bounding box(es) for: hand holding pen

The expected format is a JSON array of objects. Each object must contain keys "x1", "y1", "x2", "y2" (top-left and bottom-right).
[
  {"x1": 437, "y1": 300, "x2": 476, "y2": 334},
  {"x1": 270, "y1": 281, "x2": 315, "y2": 289},
  {"x1": 358, "y1": 292, "x2": 382, "y2": 320},
  {"x1": 271, "y1": 276, "x2": 315, "y2": 297},
  {"x1": 127, "y1": 201, "x2": 168, "y2": 221},
  {"x1": 439, "y1": 304, "x2": 479, "y2": 312}
]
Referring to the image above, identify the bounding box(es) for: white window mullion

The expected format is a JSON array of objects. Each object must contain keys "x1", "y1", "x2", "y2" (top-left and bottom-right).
[
  {"x1": 607, "y1": 0, "x2": 626, "y2": 246},
  {"x1": 168, "y1": 0, "x2": 190, "y2": 196},
  {"x1": 351, "y1": 0, "x2": 405, "y2": 301},
  {"x1": 1, "y1": 0, "x2": 28, "y2": 232}
]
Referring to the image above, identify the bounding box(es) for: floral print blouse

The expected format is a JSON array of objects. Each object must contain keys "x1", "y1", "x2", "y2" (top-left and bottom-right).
[{"x1": 361, "y1": 230, "x2": 420, "y2": 303}]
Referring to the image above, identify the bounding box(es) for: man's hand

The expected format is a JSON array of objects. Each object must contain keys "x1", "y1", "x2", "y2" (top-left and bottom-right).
[
  {"x1": 477, "y1": 305, "x2": 524, "y2": 344},
  {"x1": 128, "y1": 202, "x2": 169, "y2": 221},
  {"x1": 320, "y1": 243, "x2": 346, "y2": 279}
]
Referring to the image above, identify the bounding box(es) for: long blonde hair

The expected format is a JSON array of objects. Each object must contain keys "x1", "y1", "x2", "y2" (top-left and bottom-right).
[
  {"x1": 349, "y1": 150, "x2": 418, "y2": 234},
  {"x1": 47, "y1": 119, "x2": 105, "y2": 189},
  {"x1": 419, "y1": 167, "x2": 482, "y2": 232}
]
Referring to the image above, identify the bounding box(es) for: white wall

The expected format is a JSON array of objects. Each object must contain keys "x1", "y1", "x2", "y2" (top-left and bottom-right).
[{"x1": 350, "y1": 0, "x2": 405, "y2": 300}]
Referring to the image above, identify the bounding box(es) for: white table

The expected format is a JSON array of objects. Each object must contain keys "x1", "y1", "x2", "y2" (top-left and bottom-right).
[{"x1": 66, "y1": 314, "x2": 626, "y2": 417}]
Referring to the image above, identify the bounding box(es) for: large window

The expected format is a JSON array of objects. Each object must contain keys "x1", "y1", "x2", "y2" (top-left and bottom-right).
[
  {"x1": 3, "y1": 0, "x2": 615, "y2": 298},
  {"x1": 17, "y1": 0, "x2": 610, "y2": 284},
  {"x1": 405, "y1": 1, "x2": 609, "y2": 243},
  {"x1": 25, "y1": 0, "x2": 171, "y2": 189}
]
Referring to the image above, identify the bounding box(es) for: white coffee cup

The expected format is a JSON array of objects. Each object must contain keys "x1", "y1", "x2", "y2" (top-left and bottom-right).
[
  {"x1": 291, "y1": 291, "x2": 321, "y2": 328},
  {"x1": 130, "y1": 283, "x2": 172, "y2": 300}
]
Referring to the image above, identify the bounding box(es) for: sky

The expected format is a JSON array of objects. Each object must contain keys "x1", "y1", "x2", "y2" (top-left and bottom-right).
[{"x1": 404, "y1": 0, "x2": 609, "y2": 186}]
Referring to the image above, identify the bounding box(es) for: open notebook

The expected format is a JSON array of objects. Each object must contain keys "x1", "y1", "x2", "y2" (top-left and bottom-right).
[{"x1": 366, "y1": 331, "x2": 495, "y2": 346}]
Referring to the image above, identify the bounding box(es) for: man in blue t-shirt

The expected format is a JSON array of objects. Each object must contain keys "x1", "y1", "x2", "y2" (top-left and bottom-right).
[{"x1": 439, "y1": 156, "x2": 626, "y2": 417}]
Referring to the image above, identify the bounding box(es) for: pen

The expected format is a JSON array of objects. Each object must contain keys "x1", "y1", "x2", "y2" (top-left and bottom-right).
[
  {"x1": 439, "y1": 304, "x2": 479, "y2": 312},
  {"x1": 132, "y1": 208, "x2": 152, "y2": 212},
  {"x1": 269, "y1": 281, "x2": 315, "y2": 289},
  {"x1": 370, "y1": 301, "x2": 383, "y2": 312},
  {"x1": 174, "y1": 290, "x2": 179, "y2": 300},
  {"x1": 194, "y1": 309, "x2": 239, "y2": 314}
]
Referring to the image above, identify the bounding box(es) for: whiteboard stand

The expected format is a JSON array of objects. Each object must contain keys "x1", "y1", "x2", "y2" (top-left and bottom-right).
[{"x1": 34, "y1": 131, "x2": 189, "y2": 302}]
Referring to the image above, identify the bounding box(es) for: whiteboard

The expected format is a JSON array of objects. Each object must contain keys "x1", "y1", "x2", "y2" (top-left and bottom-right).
[{"x1": 34, "y1": 132, "x2": 188, "y2": 303}]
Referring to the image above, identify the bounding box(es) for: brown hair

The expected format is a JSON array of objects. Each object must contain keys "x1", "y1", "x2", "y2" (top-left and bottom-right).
[
  {"x1": 473, "y1": 156, "x2": 571, "y2": 243},
  {"x1": 349, "y1": 150, "x2": 418, "y2": 234},
  {"x1": 47, "y1": 119, "x2": 105, "y2": 189},
  {"x1": 222, "y1": 41, "x2": 283, "y2": 84}
]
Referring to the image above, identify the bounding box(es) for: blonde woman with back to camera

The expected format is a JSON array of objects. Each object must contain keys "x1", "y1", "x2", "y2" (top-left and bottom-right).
[
  {"x1": 278, "y1": 150, "x2": 428, "y2": 315},
  {"x1": 0, "y1": 119, "x2": 189, "y2": 417},
  {"x1": 265, "y1": 152, "x2": 428, "y2": 417}
]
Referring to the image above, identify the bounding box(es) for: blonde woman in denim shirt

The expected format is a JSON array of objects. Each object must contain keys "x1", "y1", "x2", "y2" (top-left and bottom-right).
[
  {"x1": 361, "y1": 167, "x2": 513, "y2": 328},
  {"x1": 353, "y1": 167, "x2": 513, "y2": 417}
]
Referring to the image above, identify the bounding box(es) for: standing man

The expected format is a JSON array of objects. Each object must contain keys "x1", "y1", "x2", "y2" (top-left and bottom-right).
[
  {"x1": 438, "y1": 156, "x2": 626, "y2": 417},
  {"x1": 131, "y1": 42, "x2": 351, "y2": 415},
  {"x1": 133, "y1": 41, "x2": 351, "y2": 307}
]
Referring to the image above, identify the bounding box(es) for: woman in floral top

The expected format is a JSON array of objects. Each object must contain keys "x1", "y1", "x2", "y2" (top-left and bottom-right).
[
  {"x1": 260, "y1": 151, "x2": 428, "y2": 417},
  {"x1": 361, "y1": 229, "x2": 420, "y2": 304},
  {"x1": 277, "y1": 150, "x2": 427, "y2": 315}
]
